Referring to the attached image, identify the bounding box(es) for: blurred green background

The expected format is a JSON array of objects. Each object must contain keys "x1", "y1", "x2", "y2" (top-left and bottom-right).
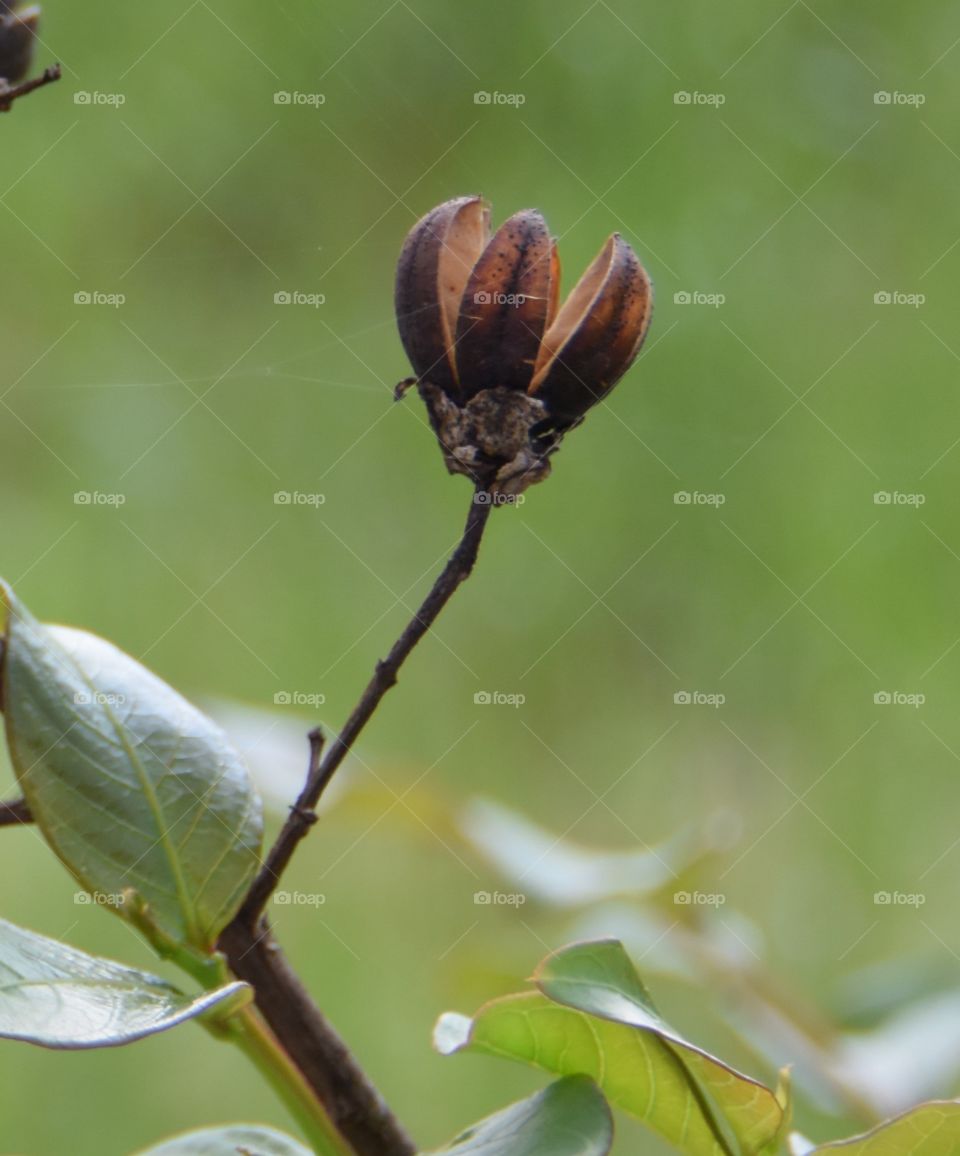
[{"x1": 1, "y1": 1, "x2": 959, "y2": 1151}]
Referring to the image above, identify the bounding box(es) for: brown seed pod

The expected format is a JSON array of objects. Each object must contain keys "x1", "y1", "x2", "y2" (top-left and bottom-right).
[
  {"x1": 394, "y1": 199, "x2": 652, "y2": 495},
  {"x1": 455, "y1": 210, "x2": 557, "y2": 397},
  {"x1": 394, "y1": 196, "x2": 489, "y2": 397},
  {"x1": 0, "y1": 4, "x2": 39, "y2": 85},
  {"x1": 529, "y1": 233, "x2": 652, "y2": 426}
]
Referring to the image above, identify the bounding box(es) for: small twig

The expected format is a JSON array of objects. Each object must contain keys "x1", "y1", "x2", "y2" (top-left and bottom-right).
[
  {"x1": 0, "y1": 797, "x2": 31, "y2": 826},
  {"x1": 235, "y1": 484, "x2": 493, "y2": 924},
  {"x1": 218, "y1": 483, "x2": 494, "y2": 1156},
  {"x1": 0, "y1": 63, "x2": 61, "y2": 112}
]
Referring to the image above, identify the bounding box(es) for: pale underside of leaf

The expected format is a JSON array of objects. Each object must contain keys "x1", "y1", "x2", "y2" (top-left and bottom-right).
[
  {"x1": 0, "y1": 916, "x2": 248, "y2": 1049},
  {"x1": 132, "y1": 1124, "x2": 314, "y2": 1155}
]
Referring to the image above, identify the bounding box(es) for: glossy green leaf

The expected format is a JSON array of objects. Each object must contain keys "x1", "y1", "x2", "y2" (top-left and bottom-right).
[
  {"x1": 536, "y1": 940, "x2": 782, "y2": 1152},
  {"x1": 0, "y1": 916, "x2": 250, "y2": 1048},
  {"x1": 133, "y1": 1125, "x2": 314, "y2": 1154},
  {"x1": 426, "y1": 1076, "x2": 612, "y2": 1155},
  {"x1": 0, "y1": 583, "x2": 263, "y2": 954},
  {"x1": 810, "y1": 1100, "x2": 960, "y2": 1153},
  {"x1": 436, "y1": 939, "x2": 782, "y2": 1156}
]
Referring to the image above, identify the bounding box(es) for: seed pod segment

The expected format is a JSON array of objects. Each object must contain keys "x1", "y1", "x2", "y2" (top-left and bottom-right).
[
  {"x1": 394, "y1": 195, "x2": 489, "y2": 396},
  {"x1": 455, "y1": 210, "x2": 558, "y2": 397},
  {"x1": 530, "y1": 232, "x2": 652, "y2": 425},
  {"x1": 0, "y1": 4, "x2": 39, "y2": 85}
]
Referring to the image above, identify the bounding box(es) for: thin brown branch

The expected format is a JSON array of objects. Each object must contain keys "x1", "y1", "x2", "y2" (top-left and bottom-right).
[
  {"x1": 217, "y1": 484, "x2": 494, "y2": 1156},
  {"x1": 219, "y1": 920, "x2": 415, "y2": 1156},
  {"x1": 0, "y1": 63, "x2": 61, "y2": 112},
  {"x1": 235, "y1": 485, "x2": 493, "y2": 923},
  {"x1": 0, "y1": 796, "x2": 31, "y2": 825}
]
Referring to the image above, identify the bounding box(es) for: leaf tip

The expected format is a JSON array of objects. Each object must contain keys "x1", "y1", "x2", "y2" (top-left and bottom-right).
[{"x1": 433, "y1": 1011, "x2": 472, "y2": 1055}]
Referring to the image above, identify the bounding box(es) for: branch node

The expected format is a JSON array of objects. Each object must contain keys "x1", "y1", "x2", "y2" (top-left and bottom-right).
[
  {"x1": 289, "y1": 804, "x2": 318, "y2": 826},
  {"x1": 0, "y1": 63, "x2": 61, "y2": 112}
]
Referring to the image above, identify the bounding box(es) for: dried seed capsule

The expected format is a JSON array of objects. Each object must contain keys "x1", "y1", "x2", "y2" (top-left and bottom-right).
[
  {"x1": 394, "y1": 195, "x2": 489, "y2": 397},
  {"x1": 455, "y1": 210, "x2": 557, "y2": 397},
  {"x1": 395, "y1": 199, "x2": 652, "y2": 495},
  {"x1": 529, "y1": 233, "x2": 652, "y2": 426},
  {"x1": 0, "y1": 4, "x2": 39, "y2": 85}
]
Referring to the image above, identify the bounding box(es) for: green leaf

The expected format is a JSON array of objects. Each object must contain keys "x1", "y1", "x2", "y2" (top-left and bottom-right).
[
  {"x1": 133, "y1": 1125, "x2": 314, "y2": 1154},
  {"x1": 809, "y1": 1100, "x2": 960, "y2": 1152},
  {"x1": 0, "y1": 583, "x2": 263, "y2": 955},
  {"x1": 435, "y1": 939, "x2": 782, "y2": 1156},
  {"x1": 536, "y1": 940, "x2": 783, "y2": 1152},
  {"x1": 425, "y1": 1076, "x2": 612, "y2": 1155},
  {"x1": 0, "y1": 916, "x2": 250, "y2": 1049}
]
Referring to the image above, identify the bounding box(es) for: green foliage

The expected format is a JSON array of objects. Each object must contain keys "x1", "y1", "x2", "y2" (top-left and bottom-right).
[
  {"x1": 536, "y1": 940, "x2": 785, "y2": 1154},
  {"x1": 1, "y1": 581, "x2": 263, "y2": 961},
  {"x1": 436, "y1": 939, "x2": 782, "y2": 1156},
  {"x1": 437, "y1": 939, "x2": 960, "y2": 1156},
  {"x1": 805, "y1": 1100, "x2": 960, "y2": 1153},
  {"x1": 425, "y1": 1077, "x2": 612, "y2": 1156},
  {"x1": 0, "y1": 916, "x2": 249, "y2": 1048},
  {"x1": 133, "y1": 1125, "x2": 314, "y2": 1155}
]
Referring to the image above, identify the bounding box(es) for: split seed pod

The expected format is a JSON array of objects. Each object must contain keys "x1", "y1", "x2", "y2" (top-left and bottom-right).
[
  {"x1": 0, "y1": 4, "x2": 39, "y2": 86},
  {"x1": 395, "y1": 195, "x2": 652, "y2": 495}
]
